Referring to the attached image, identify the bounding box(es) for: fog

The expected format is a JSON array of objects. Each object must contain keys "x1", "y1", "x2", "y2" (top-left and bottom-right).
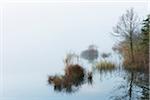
[{"x1": 0, "y1": 1, "x2": 148, "y2": 99}]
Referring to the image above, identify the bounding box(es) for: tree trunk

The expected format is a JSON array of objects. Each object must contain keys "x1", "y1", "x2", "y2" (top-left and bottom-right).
[
  {"x1": 129, "y1": 21, "x2": 134, "y2": 63},
  {"x1": 130, "y1": 36, "x2": 134, "y2": 63}
]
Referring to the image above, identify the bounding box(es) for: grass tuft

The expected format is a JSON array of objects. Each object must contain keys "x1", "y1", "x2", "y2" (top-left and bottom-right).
[{"x1": 96, "y1": 61, "x2": 115, "y2": 71}]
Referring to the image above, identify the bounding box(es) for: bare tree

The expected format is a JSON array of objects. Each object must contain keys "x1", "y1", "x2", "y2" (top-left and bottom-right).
[{"x1": 112, "y1": 8, "x2": 140, "y2": 63}]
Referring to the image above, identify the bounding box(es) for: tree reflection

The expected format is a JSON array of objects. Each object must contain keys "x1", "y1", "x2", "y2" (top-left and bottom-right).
[
  {"x1": 87, "y1": 72, "x2": 93, "y2": 84},
  {"x1": 110, "y1": 69, "x2": 149, "y2": 100},
  {"x1": 47, "y1": 51, "x2": 149, "y2": 99},
  {"x1": 129, "y1": 72, "x2": 133, "y2": 100}
]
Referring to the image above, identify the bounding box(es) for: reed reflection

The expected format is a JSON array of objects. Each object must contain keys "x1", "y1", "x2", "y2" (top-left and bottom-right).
[
  {"x1": 48, "y1": 64, "x2": 85, "y2": 93},
  {"x1": 48, "y1": 53, "x2": 93, "y2": 93}
]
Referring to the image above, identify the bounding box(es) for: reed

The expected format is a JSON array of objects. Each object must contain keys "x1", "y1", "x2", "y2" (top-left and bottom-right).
[
  {"x1": 48, "y1": 64, "x2": 85, "y2": 93},
  {"x1": 96, "y1": 61, "x2": 115, "y2": 71}
]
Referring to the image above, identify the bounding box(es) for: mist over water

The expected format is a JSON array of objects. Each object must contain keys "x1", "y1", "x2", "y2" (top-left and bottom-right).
[{"x1": 0, "y1": 2, "x2": 149, "y2": 100}]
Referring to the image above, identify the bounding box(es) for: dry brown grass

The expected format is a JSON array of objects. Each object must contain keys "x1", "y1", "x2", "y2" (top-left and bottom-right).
[
  {"x1": 48, "y1": 64, "x2": 85, "y2": 92},
  {"x1": 96, "y1": 61, "x2": 115, "y2": 71}
]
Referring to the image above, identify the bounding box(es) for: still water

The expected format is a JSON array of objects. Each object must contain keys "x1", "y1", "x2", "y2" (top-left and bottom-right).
[
  {"x1": 0, "y1": 56, "x2": 149, "y2": 100},
  {"x1": 0, "y1": 3, "x2": 149, "y2": 100}
]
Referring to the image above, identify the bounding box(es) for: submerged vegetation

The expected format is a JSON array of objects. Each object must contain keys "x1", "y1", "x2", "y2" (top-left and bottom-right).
[
  {"x1": 47, "y1": 8, "x2": 149, "y2": 99},
  {"x1": 48, "y1": 51, "x2": 116, "y2": 93},
  {"x1": 96, "y1": 61, "x2": 115, "y2": 71},
  {"x1": 96, "y1": 52, "x2": 115, "y2": 72},
  {"x1": 48, "y1": 64, "x2": 85, "y2": 93},
  {"x1": 48, "y1": 53, "x2": 93, "y2": 93}
]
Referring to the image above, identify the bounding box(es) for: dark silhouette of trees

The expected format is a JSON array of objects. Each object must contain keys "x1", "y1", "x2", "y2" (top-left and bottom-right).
[
  {"x1": 80, "y1": 45, "x2": 99, "y2": 63},
  {"x1": 101, "y1": 53, "x2": 111, "y2": 59},
  {"x1": 140, "y1": 15, "x2": 149, "y2": 68}
]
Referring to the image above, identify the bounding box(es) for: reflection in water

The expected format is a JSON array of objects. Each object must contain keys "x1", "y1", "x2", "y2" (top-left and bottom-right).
[
  {"x1": 47, "y1": 52, "x2": 149, "y2": 99},
  {"x1": 126, "y1": 69, "x2": 149, "y2": 100},
  {"x1": 132, "y1": 72, "x2": 149, "y2": 100},
  {"x1": 87, "y1": 72, "x2": 93, "y2": 85},
  {"x1": 48, "y1": 64, "x2": 93, "y2": 93},
  {"x1": 110, "y1": 69, "x2": 149, "y2": 100},
  {"x1": 95, "y1": 61, "x2": 116, "y2": 76},
  {"x1": 48, "y1": 62, "x2": 149, "y2": 99},
  {"x1": 48, "y1": 52, "x2": 94, "y2": 93}
]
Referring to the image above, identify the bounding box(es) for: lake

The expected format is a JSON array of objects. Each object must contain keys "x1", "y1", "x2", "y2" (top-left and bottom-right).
[
  {"x1": 0, "y1": 2, "x2": 149, "y2": 100},
  {"x1": 0, "y1": 54, "x2": 149, "y2": 100}
]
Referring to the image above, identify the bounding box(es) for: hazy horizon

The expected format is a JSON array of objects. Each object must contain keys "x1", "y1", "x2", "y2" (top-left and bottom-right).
[{"x1": 0, "y1": 1, "x2": 149, "y2": 99}]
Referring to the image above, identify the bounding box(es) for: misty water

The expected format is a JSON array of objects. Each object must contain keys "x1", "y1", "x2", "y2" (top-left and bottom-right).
[
  {"x1": 0, "y1": 50, "x2": 149, "y2": 100},
  {"x1": 0, "y1": 3, "x2": 149, "y2": 100}
]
